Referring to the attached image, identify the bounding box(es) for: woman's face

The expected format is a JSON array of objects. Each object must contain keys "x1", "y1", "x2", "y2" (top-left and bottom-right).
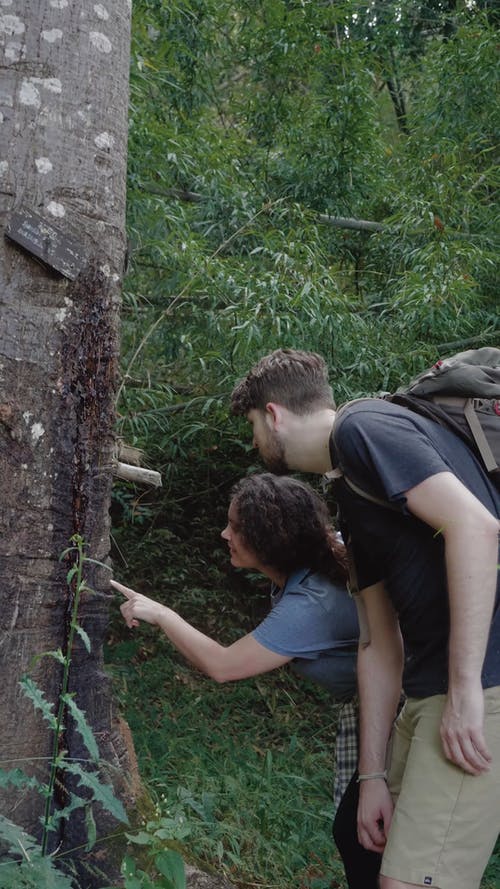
[{"x1": 221, "y1": 500, "x2": 260, "y2": 570}]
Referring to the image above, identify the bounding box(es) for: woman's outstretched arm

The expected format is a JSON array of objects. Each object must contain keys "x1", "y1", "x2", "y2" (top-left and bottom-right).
[{"x1": 111, "y1": 579, "x2": 291, "y2": 682}]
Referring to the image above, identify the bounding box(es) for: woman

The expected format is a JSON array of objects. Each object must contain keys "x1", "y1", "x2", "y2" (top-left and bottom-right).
[{"x1": 111, "y1": 473, "x2": 380, "y2": 888}]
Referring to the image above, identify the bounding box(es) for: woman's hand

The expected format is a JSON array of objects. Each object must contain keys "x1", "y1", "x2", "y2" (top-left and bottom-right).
[{"x1": 111, "y1": 579, "x2": 164, "y2": 629}]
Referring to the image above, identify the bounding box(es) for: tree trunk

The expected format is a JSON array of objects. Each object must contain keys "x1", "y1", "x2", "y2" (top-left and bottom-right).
[{"x1": 0, "y1": 1, "x2": 136, "y2": 884}]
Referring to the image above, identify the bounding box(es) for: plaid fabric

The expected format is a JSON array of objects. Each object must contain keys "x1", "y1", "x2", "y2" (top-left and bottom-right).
[{"x1": 333, "y1": 698, "x2": 359, "y2": 811}]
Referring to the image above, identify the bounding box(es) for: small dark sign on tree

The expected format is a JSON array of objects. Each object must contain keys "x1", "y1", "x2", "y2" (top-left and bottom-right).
[{"x1": 5, "y1": 207, "x2": 86, "y2": 279}]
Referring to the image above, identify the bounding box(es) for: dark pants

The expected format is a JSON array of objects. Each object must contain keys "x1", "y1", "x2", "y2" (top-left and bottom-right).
[{"x1": 333, "y1": 771, "x2": 381, "y2": 889}]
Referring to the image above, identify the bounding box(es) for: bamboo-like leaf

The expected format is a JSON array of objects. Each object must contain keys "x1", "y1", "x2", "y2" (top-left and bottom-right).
[
  {"x1": 66, "y1": 565, "x2": 79, "y2": 585},
  {"x1": 20, "y1": 677, "x2": 57, "y2": 730},
  {"x1": 84, "y1": 557, "x2": 113, "y2": 570},
  {"x1": 62, "y1": 762, "x2": 128, "y2": 824},
  {"x1": 61, "y1": 695, "x2": 99, "y2": 762},
  {"x1": 59, "y1": 545, "x2": 77, "y2": 561}
]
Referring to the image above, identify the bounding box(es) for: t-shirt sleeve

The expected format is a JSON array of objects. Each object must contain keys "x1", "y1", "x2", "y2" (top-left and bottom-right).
[
  {"x1": 252, "y1": 580, "x2": 357, "y2": 659},
  {"x1": 336, "y1": 405, "x2": 452, "y2": 507}
]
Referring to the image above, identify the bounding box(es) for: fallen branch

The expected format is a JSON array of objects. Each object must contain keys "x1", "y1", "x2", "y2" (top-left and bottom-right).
[{"x1": 113, "y1": 461, "x2": 162, "y2": 488}]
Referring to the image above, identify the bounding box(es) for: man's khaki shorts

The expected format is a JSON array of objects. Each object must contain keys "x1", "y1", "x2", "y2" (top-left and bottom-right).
[{"x1": 381, "y1": 687, "x2": 500, "y2": 889}]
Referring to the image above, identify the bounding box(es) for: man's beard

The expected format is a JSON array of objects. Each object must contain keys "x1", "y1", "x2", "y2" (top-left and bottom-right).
[{"x1": 261, "y1": 436, "x2": 289, "y2": 475}]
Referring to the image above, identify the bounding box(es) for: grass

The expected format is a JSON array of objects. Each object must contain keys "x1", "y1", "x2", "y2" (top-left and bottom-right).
[
  {"x1": 107, "y1": 523, "x2": 499, "y2": 889},
  {"x1": 107, "y1": 631, "x2": 500, "y2": 889},
  {"x1": 107, "y1": 632, "x2": 348, "y2": 889}
]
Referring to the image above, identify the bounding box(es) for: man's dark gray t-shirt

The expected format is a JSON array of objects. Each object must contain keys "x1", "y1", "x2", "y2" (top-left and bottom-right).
[{"x1": 331, "y1": 399, "x2": 500, "y2": 698}]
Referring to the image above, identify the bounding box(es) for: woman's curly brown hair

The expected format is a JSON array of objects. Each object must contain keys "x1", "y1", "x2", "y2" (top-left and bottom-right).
[{"x1": 230, "y1": 473, "x2": 347, "y2": 583}]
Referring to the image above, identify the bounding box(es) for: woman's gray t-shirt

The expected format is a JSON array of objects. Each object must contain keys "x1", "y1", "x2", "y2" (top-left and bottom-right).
[{"x1": 252, "y1": 568, "x2": 358, "y2": 701}]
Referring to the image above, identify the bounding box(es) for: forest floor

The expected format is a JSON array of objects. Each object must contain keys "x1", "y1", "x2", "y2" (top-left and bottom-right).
[{"x1": 106, "y1": 632, "x2": 500, "y2": 889}]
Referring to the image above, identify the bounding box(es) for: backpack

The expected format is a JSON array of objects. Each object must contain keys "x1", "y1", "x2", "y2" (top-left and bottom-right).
[{"x1": 329, "y1": 346, "x2": 500, "y2": 500}]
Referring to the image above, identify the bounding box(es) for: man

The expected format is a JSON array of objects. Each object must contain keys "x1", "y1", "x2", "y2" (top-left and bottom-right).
[{"x1": 231, "y1": 348, "x2": 500, "y2": 889}]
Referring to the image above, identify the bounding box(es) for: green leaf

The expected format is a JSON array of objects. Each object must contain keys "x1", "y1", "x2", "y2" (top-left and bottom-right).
[
  {"x1": 0, "y1": 768, "x2": 40, "y2": 791},
  {"x1": 0, "y1": 813, "x2": 40, "y2": 856},
  {"x1": 75, "y1": 624, "x2": 91, "y2": 654},
  {"x1": 85, "y1": 804, "x2": 97, "y2": 851},
  {"x1": 0, "y1": 816, "x2": 74, "y2": 886},
  {"x1": 125, "y1": 830, "x2": 155, "y2": 846},
  {"x1": 154, "y1": 824, "x2": 191, "y2": 840},
  {"x1": 19, "y1": 677, "x2": 57, "y2": 730},
  {"x1": 62, "y1": 762, "x2": 128, "y2": 824},
  {"x1": 29, "y1": 648, "x2": 66, "y2": 669},
  {"x1": 66, "y1": 565, "x2": 79, "y2": 585},
  {"x1": 121, "y1": 855, "x2": 149, "y2": 889},
  {"x1": 155, "y1": 851, "x2": 186, "y2": 889},
  {"x1": 59, "y1": 545, "x2": 77, "y2": 561},
  {"x1": 84, "y1": 557, "x2": 113, "y2": 570},
  {"x1": 61, "y1": 695, "x2": 99, "y2": 762},
  {"x1": 42, "y1": 794, "x2": 87, "y2": 833},
  {"x1": 0, "y1": 858, "x2": 75, "y2": 889},
  {"x1": 123, "y1": 877, "x2": 145, "y2": 889},
  {"x1": 121, "y1": 854, "x2": 137, "y2": 877}
]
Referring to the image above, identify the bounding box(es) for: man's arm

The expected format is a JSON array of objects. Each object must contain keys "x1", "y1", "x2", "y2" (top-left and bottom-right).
[
  {"x1": 405, "y1": 470, "x2": 499, "y2": 775},
  {"x1": 356, "y1": 581, "x2": 404, "y2": 853}
]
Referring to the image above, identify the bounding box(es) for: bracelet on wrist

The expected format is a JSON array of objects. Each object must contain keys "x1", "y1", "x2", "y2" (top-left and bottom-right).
[{"x1": 357, "y1": 770, "x2": 387, "y2": 783}]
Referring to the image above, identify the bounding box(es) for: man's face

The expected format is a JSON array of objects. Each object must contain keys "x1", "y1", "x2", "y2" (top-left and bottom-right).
[{"x1": 247, "y1": 408, "x2": 289, "y2": 474}]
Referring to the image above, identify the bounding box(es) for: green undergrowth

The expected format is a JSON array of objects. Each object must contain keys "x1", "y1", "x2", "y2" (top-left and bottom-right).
[
  {"x1": 107, "y1": 629, "x2": 500, "y2": 889},
  {"x1": 107, "y1": 632, "x2": 348, "y2": 889},
  {"x1": 108, "y1": 512, "x2": 500, "y2": 889},
  {"x1": 107, "y1": 514, "x2": 499, "y2": 889}
]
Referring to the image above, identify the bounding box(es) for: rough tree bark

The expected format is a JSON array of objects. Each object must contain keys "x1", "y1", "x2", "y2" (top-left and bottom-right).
[{"x1": 0, "y1": 1, "x2": 136, "y2": 884}]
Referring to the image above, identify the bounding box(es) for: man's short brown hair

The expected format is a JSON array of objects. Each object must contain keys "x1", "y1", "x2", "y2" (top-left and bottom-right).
[{"x1": 230, "y1": 348, "x2": 335, "y2": 416}]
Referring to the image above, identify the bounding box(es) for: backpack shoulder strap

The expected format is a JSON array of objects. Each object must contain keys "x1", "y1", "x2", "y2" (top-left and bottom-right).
[
  {"x1": 327, "y1": 399, "x2": 399, "y2": 512},
  {"x1": 463, "y1": 398, "x2": 498, "y2": 473},
  {"x1": 328, "y1": 397, "x2": 373, "y2": 469}
]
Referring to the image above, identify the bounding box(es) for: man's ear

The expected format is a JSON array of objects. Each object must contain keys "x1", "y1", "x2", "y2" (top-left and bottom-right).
[{"x1": 265, "y1": 402, "x2": 283, "y2": 429}]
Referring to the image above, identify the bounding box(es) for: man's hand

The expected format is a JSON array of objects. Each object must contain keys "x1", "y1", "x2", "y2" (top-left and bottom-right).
[
  {"x1": 441, "y1": 681, "x2": 491, "y2": 775},
  {"x1": 111, "y1": 579, "x2": 163, "y2": 629},
  {"x1": 404, "y1": 472, "x2": 498, "y2": 776},
  {"x1": 357, "y1": 778, "x2": 394, "y2": 853}
]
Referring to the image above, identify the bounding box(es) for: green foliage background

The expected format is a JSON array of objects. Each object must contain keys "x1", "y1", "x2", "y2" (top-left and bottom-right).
[{"x1": 108, "y1": 2, "x2": 499, "y2": 888}]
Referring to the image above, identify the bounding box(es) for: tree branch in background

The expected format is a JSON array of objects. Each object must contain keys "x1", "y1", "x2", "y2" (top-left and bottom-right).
[
  {"x1": 141, "y1": 185, "x2": 204, "y2": 203},
  {"x1": 318, "y1": 215, "x2": 385, "y2": 233},
  {"x1": 386, "y1": 48, "x2": 409, "y2": 136},
  {"x1": 139, "y1": 185, "x2": 484, "y2": 240}
]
